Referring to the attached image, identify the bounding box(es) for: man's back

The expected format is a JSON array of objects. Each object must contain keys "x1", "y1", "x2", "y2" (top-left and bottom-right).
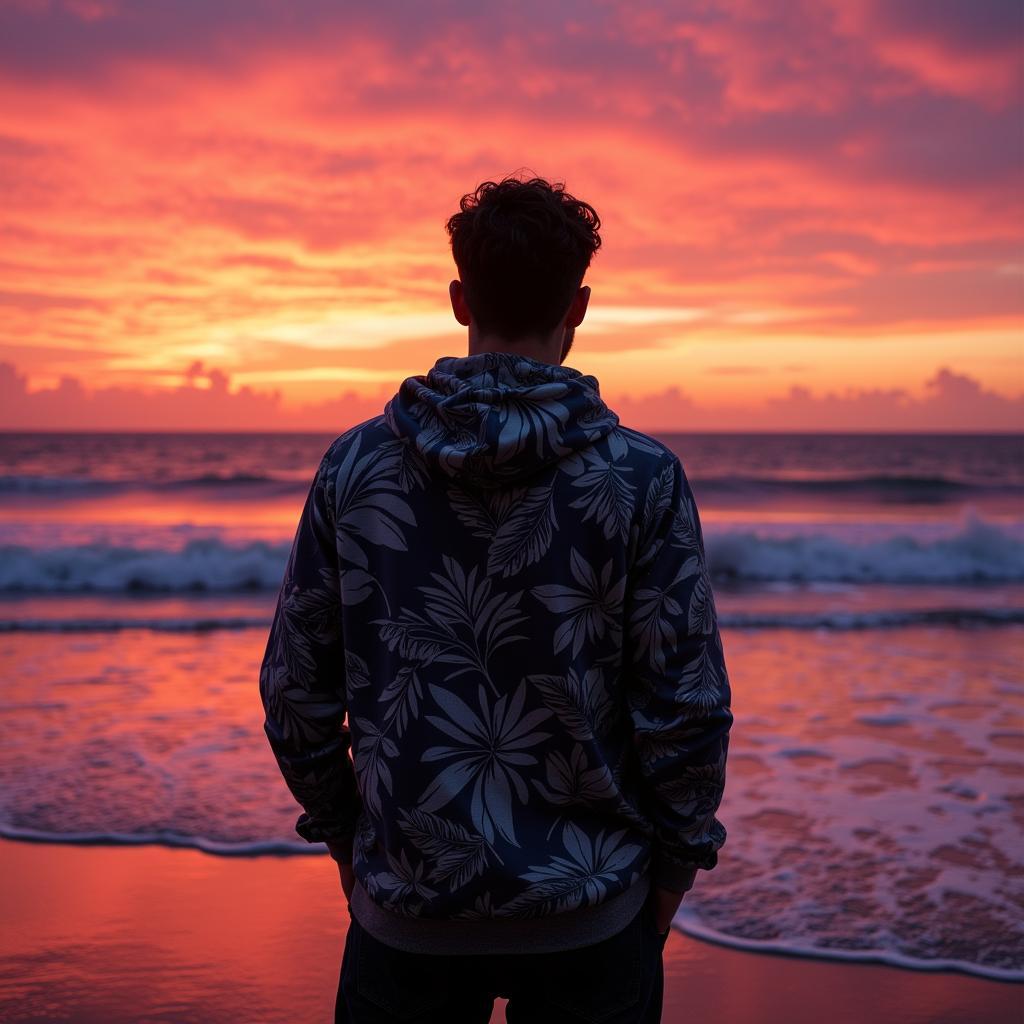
[
  {"x1": 260, "y1": 347, "x2": 732, "y2": 955},
  {"x1": 261, "y1": 173, "x2": 732, "y2": 1020}
]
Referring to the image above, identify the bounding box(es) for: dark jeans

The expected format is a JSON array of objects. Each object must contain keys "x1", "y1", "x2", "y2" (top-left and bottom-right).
[{"x1": 335, "y1": 895, "x2": 670, "y2": 1023}]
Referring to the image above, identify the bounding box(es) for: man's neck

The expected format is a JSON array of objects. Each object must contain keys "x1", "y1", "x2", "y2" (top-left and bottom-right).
[{"x1": 467, "y1": 328, "x2": 566, "y2": 367}]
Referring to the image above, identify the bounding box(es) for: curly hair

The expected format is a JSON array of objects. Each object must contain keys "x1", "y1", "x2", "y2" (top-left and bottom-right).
[{"x1": 445, "y1": 174, "x2": 602, "y2": 339}]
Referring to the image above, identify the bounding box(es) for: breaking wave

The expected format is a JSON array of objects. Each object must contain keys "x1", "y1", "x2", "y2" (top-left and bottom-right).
[{"x1": 0, "y1": 516, "x2": 1021, "y2": 592}]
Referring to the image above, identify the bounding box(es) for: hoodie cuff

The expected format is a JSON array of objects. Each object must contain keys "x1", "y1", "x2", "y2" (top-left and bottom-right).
[
  {"x1": 324, "y1": 837, "x2": 355, "y2": 865},
  {"x1": 651, "y1": 856, "x2": 699, "y2": 894},
  {"x1": 295, "y1": 810, "x2": 359, "y2": 844}
]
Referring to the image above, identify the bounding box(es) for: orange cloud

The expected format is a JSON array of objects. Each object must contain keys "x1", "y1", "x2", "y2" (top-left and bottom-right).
[
  {"x1": 1, "y1": 359, "x2": 1019, "y2": 433},
  {"x1": 613, "y1": 366, "x2": 1024, "y2": 433}
]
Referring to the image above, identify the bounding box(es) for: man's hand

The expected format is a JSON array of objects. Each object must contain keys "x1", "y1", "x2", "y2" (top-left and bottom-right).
[
  {"x1": 324, "y1": 840, "x2": 356, "y2": 902},
  {"x1": 336, "y1": 859, "x2": 355, "y2": 903},
  {"x1": 651, "y1": 885, "x2": 686, "y2": 934}
]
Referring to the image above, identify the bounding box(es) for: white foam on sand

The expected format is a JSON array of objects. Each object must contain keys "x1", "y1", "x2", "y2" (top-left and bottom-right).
[
  {"x1": 0, "y1": 612, "x2": 1020, "y2": 978},
  {"x1": 674, "y1": 627, "x2": 1024, "y2": 980},
  {"x1": 673, "y1": 905, "x2": 1024, "y2": 982}
]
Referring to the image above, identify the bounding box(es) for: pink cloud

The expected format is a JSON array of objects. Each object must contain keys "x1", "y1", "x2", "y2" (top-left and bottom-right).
[
  {"x1": 1, "y1": 359, "x2": 1020, "y2": 434},
  {"x1": 610, "y1": 365, "x2": 1024, "y2": 432},
  {"x1": 0, "y1": 0, "x2": 1019, "y2": 414}
]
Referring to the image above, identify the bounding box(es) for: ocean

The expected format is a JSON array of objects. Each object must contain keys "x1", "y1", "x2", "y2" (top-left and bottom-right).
[{"x1": 1, "y1": 430, "x2": 1021, "y2": 981}]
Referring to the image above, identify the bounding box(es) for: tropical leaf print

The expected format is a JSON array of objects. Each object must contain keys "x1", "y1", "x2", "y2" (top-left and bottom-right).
[
  {"x1": 397, "y1": 806, "x2": 500, "y2": 890},
  {"x1": 417, "y1": 679, "x2": 553, "y2": 847},
  {"x1": 265, "y1": 684, "x2": 346, "y2": 747},
  {"x1": 497, "y1": 873, "x2": 594, "y2": 918},
  {"x1": 531, "y1": 548, "x2": 625, "y2": 657},
  {"x1": 339, "y1": 568, "x2": 376, "y2": 607},
  {"x1": 262, "y1": 353, "x2": 732, "y2": 926},
  {"x1": 387, "y1": 436, "x2": 431, "y2": 493},
  {"x1": 567, "y1": 448, "x2": 636, "y2": 542},
  {"x1": 500, "y1": 821, "x2": 643, "y2": 916},
  {"x1": 616, "y1": 425, "x2": 668, "y2": 458},
  {"x1": 345, "y1": 650, "x2": 371, "y2": 692},
  {"x1": 669, "y1": 486, "x2": 701, "y2": 556},
  {"x1": 657, "y1": 758, "x2": 726, "y2": 819},
  {"x1": 679, "y1": 815, "x2": 727, "y2": 848},
  {"x1": 448, "y1": 488, "x2": 501, "y2": 538},
  {"x1": 606, "y1": 425, "x2": 629, "y2": 461},
  {"x1": 452, "y1": 891, "x2": 500, "y2": 921},
  {"x1": 494, "y1": 387, "x2": 573, "y2": 463},
  {"x1": 447, "y1": 486, "x2": 524, "y2": 537},
  {"x1": 274, "y1": 582, "x2": 339, "y2": 683},
  {"x1": 375, "y1": 610, "x2": 455, "y2": 666},
  {"x1": 630, "y1": 710, "x2": 712, "y2": 770},
  {"x1": 532, "y1": 743, "x2": 619, "y2": 806},
  {"x1": 487, "y1": 483, "x2": 558, "y2": 577},
  {"x1": 333, "y1": 432, "x2": 418, "y2": 569},
  {"x1": 628, "y1": 585, "x2": 681, "y2": 673},
  {"x1": 606, "y1": 753, "x2": 656, "y2": 831},
  {"x1": 417, "y1": 555, "x2": 529, "y2": 677},
  {"x1": 677, "y1": 641, "x2": 727, "y2": 713},
  {"x1": 377, "y1": 664, "x2": 424, "y2": 738},
  {"x1": 374, "y1": 846, "x2": 440, "y2": 909},
  {"x1": 354, "y1": 812, "x2": 379, "y2": 859},
  {"x1": 641, "y1": 463, "x2": 676, "y2": 544},
  {"x1": 263, "y1": 608, "x2": 312, "y2": 688},
  {"x1": 629, "y1": 556, "x2": 702, "y2": 673},
  {"x1": 687, "y1": 568, "x2": 717, "y2": 635},
  {"x1": 579, "y1": 398, "x2": 623, "y2": 443},
  {"x1": 527, "y1": 668, "x2": 615, "y2": 742},
  {"x1": 352, "y1": 715, "x2": 399, "y2": 819},
  {"x1": 376, "y1": 555, "x2": 530, "y2": 682}
]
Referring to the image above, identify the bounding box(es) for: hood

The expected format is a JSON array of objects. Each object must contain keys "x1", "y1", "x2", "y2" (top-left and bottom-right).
[{"x1": 384, "y1": 351, "x2": 619, "y2": 488}]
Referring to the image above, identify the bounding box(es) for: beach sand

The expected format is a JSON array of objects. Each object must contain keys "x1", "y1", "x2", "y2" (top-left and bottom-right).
[{"x1": 0, "y1": 839, "x2": 1019, "y2": 1023}]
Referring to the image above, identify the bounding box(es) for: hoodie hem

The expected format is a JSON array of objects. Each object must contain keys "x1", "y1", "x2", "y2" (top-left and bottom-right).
[{"x1": 349, "y1": 871, "x2": 653, "y2": 956}]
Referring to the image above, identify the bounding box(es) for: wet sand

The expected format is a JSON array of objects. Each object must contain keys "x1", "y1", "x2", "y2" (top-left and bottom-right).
[{"x1": 0, "y1": 839, "x2": 1019, "y2": 1023}]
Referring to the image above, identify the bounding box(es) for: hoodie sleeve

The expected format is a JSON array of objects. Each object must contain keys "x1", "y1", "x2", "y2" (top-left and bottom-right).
[
  {"x1": 626, "y1": 454, "x2": 733, "y2": 893},
  {"x1": 259, "y1": 444, "x2": 362, "y2": 864}
]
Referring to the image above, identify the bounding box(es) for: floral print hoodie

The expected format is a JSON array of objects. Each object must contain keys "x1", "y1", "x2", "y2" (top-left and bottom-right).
[{"x1": 260, "y1": 350, "x2": 732, "y2": 937}]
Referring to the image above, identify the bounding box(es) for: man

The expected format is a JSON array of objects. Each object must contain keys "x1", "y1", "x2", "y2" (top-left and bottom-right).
[{"x1": 259, "y1": 175, "x2": 732, "y2": 1023}]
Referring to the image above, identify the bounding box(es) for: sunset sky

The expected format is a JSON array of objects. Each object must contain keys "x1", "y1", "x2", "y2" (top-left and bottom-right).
[{"x1": 1, "y1": 0, "x2": 1021, "y2": 431}]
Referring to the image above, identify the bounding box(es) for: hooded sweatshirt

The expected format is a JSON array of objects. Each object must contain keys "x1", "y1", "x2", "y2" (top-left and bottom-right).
[{"x1": 259, "y1": 351, "x2": 732, "y2": 954}]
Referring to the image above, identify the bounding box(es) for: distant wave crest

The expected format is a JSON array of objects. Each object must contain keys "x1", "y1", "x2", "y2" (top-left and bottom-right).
[
  {"x1": 0, "y1": 537, "x2": 292, "y2": 592},
  {"x1": 707, "y1": 515, "x2": 1024, "y2": 584},
  {"x1": 1, "y1": 517, "x2": 1021, "y2": 592}
]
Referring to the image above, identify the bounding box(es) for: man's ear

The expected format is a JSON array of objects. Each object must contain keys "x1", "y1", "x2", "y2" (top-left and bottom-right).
[
  {"x1": 449, "y1": 279, "x2": 472, "y2": 327},
  {"x1": 565, "y1": 285, "x2": 591, "y2": 329}
]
